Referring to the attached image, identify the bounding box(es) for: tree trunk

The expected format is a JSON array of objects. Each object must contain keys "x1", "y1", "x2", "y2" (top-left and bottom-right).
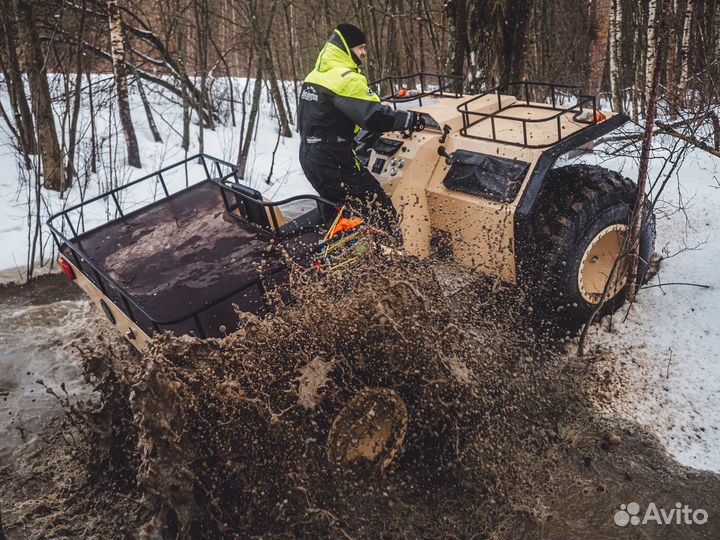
[
  {"x1": 132, "y1": 60, "x2": 162, "y2": 143},
  {"x1": 283, "y1": 0, "x2": 300, "y2": 114},
  {"x1": 586, "y1": 0, "x2": 613, "y2": 97},
  {"x1": 274, "y1": 45, "x2": 294, "y2": 126},
  {"x1": 632, "y1": 4, "x2": 644, "y2": 120},
  {"x1": 237, "y1": 65, "x2": 263, "y2": 180},
  {"x1": 178, "y1": 25, "x2": 190, "y2": 151},
  {"x1": 423, "y1": 0, "x2": 442, "y2": 72},
  {"x1": 715, "y1": 2, "x2": 720, "y2": 71},
  {"x1": 86, "y1": 72, "x2": 97, "y2": 174},
  {"x1": 263, "y1": 48, "x2": 292, "y2": 137},
  {"x1": 182, "y1": 87, "x2": 190, "y2": 151},
  {"x1": 14, "y1": 0, "x2": 66, "y2": 191},
  {"x1": 666, "y1": 0, "x2": 679, "y2": 116},
  {"x1": 522, "y1": 0, "x2": 541, "y2": 82},
  {"x1": 417, "y1": 0, "x2": 426, "y2": 73},
  {"x1": 108, "y1": 0, "x2": 141, "y2": 168},
  {"x1": 1, "y1": 500, "x2": 6, "y2": 540},
  {"x1": 644, "y1": 0, "x2": 660, "y2": 106},
  {"x1": 253, "y1": 0, "x2": 291, "y2": 138},
  {"x1": 609, "y1": 0, "x2": 623, "y2": 112},
  {"x1": 678, "y1": 0, "x2": 694, "y2": 96},
  {"x1": 445, "y1": 0, "x2": 467, "y2": 80},
  {"x1": 238, "y1": 47, "x2": 254, "y2": 155},
  {"x1": 627, "y1": 1, "x2": 663, "y2": 301},
  {"x1": 194, "y1": 0, "x2": 212, "y2": 159},
  {"x1": 207, "y1": 27, "x2": 237, "y2": 127},
  {"x1": 66, "y1": 0, "x2": 87, "y2": 183},
  {"x1": 709, "y1": 111, "x2": 720, "y2": 151},
  {"x1": 0, "y1": 0, "x2": 35, "y2": 158}
]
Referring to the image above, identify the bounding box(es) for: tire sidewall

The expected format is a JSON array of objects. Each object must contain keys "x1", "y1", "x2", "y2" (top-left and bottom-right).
[{"x1": 549, "y1": 202, "x2": 654, "y2": 322}]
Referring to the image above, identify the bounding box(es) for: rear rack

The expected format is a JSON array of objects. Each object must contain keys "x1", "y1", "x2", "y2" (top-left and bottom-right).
[
  {"x1": 370, "y1": 72, "x2": 464, "y2": 109},
  {"x1": 47, "y1": 154, "x2": 336, "y2": 341},
  {"x1": 457, "y1": 82, "x2": 600, "y2": 148}
]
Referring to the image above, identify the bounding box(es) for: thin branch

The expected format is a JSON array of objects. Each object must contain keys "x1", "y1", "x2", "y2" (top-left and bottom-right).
[
  {"x1": 641, "y1": 281, "x2": 710, "y2": 289},
  {"x1": 656, "y1": 121, "x2": 720, "y2": 158}
]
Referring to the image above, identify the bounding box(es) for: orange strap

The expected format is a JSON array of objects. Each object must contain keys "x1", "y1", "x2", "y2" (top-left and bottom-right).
[{"x1": 331, "y1": 217, "x2": 364, "y2": 237}]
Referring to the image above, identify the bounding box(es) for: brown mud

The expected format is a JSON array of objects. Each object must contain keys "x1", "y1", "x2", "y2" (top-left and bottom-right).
[
  {"x1": 0, "y1": 263, "x2": 718, "y2": 539},
  {"x1": 0, "y1": 272, "x2": 84, "y2": 305}
]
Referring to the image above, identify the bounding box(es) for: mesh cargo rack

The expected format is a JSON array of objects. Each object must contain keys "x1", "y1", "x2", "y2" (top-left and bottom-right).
[{"x1": 457, "y1": 82, "x2": 601, "y2": 148}]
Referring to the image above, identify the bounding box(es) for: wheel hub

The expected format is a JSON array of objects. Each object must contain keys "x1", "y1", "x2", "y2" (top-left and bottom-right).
[
  {"x1": 326, "y1": 388, "x2": 408, "y2": 469},
  {"x1": 578, "y1": 224, "x2": 629, "y2": 304}
]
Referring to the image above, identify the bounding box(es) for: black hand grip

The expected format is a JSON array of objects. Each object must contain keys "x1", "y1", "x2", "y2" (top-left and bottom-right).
[{"x1": 437, "y1": 146, "x2": 453, "y2": 164}]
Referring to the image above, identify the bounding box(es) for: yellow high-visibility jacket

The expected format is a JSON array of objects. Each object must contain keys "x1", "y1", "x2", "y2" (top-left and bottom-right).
[{"x1": 298, "y1": 28, "x2": 411, "y2": 144}]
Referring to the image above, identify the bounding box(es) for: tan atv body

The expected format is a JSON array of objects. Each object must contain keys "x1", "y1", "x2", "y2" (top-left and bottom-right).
[
  {"x1": 366, "y1": 83, "x2": 619, "y2": 283},
  {"x1": 356, "y1": 76, "x2": 653, "y2": 323}
]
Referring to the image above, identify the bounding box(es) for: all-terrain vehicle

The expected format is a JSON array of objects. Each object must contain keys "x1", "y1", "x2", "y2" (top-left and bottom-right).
[{"x1": 48, "y1": 74, "x2": 655, "y2": 468}]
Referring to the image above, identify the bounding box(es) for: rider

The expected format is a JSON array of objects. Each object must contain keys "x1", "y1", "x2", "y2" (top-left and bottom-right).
[{"x1": 298, "y1": 23, "x2": 424, "y2": 234}]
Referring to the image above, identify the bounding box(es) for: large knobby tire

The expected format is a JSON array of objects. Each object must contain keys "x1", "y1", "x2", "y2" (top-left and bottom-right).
[{"x1": 524, "y1": 164, "x2": 656, "y2": 327}]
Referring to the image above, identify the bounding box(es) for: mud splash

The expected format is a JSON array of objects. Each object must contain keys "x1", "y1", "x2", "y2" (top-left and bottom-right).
[{"x1": 1, "y1": 260, "x2": 719, "y2": 539}]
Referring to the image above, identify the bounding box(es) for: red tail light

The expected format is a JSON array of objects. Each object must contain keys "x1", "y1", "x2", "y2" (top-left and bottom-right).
[{"x1": 59, "y1": 258, "x2": 76, "y2": 280}]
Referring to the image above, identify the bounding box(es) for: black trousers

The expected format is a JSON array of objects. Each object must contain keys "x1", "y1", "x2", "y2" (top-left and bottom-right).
[{"x1": 299, "y1": 140, "x2": 398, "y2": 233}]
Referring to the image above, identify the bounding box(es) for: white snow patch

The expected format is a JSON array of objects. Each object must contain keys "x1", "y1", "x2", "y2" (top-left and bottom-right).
[{"x1": 571, "y1": 134, "x2": 720, "y2": 472}]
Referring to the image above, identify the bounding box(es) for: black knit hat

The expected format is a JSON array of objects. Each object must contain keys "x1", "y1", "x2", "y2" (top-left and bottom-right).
[{"x1": 336, "y1": 23, "x2": 366, "y2": 48}]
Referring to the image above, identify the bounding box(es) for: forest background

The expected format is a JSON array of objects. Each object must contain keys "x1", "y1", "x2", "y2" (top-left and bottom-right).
[{"x1": 0, "y1": 0, "x2": 719, "y2": 276}]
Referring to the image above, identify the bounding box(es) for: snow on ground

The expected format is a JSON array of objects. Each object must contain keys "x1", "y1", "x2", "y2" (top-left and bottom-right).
[
  {"x1": 0, "y1": 76, "x2": 719, "y2": 472},
  {"x1": 572, "y1": 139, "x2": 720, "y2": 471},
  {"x1": 572, "y1": 135, "x2": 720, "y2": 472}
]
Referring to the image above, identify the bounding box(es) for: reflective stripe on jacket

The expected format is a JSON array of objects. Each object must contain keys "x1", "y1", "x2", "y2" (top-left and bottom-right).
[{"x1": 298, "y1": 29, "x2": 411, "y2": 141}]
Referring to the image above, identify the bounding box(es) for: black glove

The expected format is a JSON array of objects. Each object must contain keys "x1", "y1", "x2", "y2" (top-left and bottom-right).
[{"x1": 409, "y1": 112, "x2": 426, "y2": 132}]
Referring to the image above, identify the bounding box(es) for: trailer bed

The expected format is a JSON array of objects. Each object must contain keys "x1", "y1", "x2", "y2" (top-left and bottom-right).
[{"x1": 63, "y1": 181, "x2": 321, "y2": 338}]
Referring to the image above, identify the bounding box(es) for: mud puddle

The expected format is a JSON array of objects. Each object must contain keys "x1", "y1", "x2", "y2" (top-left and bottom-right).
[
  {"x1": 0, "y1": 264, "x2": 718, "y2": 539},
  {"x1": 0, "y1": 274, "x2": 98, "y2": 458}
]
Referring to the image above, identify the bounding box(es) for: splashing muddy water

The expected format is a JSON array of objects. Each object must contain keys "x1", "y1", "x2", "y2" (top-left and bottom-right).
[
  {"x1": 0, "y1": 276, "x2": 95, "y2": 457},
  {"x1": 0, "y1": 264, "x2": 718, "y2": 540}
]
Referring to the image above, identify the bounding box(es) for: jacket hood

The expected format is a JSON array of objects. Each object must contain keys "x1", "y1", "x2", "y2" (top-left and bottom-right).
[{"x1": 313, "y1": 29, "x2": 360, "y2": 73}]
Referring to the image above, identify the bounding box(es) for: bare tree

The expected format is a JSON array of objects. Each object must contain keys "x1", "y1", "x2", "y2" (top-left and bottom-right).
[
  {"x1": 13, "y1": 0, "x2": 66, "y2": 191},
  {"x1": 130, "y1": 58, "x2": 163, "y2": 143},
  {"x1": 715, "y1": 2, "x2": 720, "y2": 67},
  {"x1": 628, "y1": 0, "x2": 664, "y2": 301},
  {"x1": 253, "y1": 0, "x2": 292, "y2": 138},
  {"x1": 585, "y1": 0, "x2": 613, "y2": 97},
  {"x1": 609, "y1": 0, "x2": 623, "y2": 112},
  {"x1": 0, "y1": 501, "x2": 6, "y2": 540},
  {"x1": 678, "y1": 0, "x2": 694, "y2": 96},
  {"x1": 644, "y1": 0, "x2": 660, "y2": 106},
  {"x1": 0, "y1": 0, "x2": 35, "y2": 161},
  {"x1": 237, "y1": 64, "x2": 263, "y2": 179},
  {"x1": 666, "y1": 0, "x2": 679, "y2": 114},
  {"x1": 445, "y1": 0, "x2": 468, "y2": 82},
  {"x1": 66, "y1": 0, "x2": 88, "y2": 183},
  {"x1": 108, "y1": 0, "x2": 141, "y2": 167},
  {"x1": 86, "y1": 71, "x2": 98, "y2": 173}
]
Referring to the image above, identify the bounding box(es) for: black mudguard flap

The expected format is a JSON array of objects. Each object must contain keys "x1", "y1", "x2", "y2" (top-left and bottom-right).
[{"x1": 443, "y1": 150, "x2": 530, "y2": 203}]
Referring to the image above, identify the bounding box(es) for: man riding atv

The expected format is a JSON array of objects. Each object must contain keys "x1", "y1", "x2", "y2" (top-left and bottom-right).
[{"x1": 298, "y1": 23, "x2": 424, "y2": 234}]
